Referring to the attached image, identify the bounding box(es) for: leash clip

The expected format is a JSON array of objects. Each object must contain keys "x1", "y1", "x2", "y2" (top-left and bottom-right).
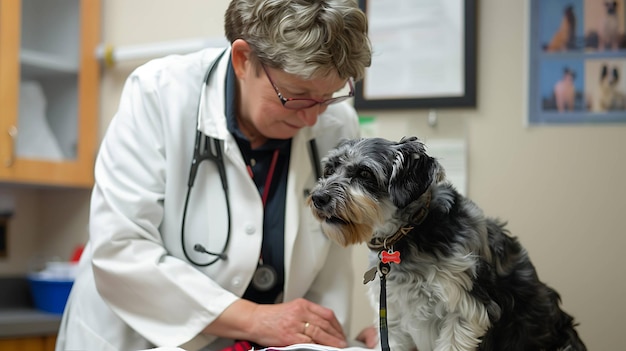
[
  {"x1": 378, "y1": 261, "x2": 390, "y2": 277},
  {"x1": 363, "y1": 248, "x2": 397, "y2": 284}
]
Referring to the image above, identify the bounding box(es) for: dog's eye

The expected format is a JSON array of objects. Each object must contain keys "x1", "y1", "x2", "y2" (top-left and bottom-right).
[
  {"x1": 359, "y1": 169, "x2": 374, "y2": 179},
  {"x1": 323, "y1": 166, "x2": 335, "y2": 177}
]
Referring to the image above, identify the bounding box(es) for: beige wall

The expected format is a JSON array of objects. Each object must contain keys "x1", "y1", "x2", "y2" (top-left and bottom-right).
[{"x1": 1, "y1": 1, "x2": 624, "y2": 350}]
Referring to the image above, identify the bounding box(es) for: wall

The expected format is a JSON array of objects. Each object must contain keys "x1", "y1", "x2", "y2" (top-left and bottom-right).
[{"x1": 1, "y1": 1, "x2": 623, "y2": 350}]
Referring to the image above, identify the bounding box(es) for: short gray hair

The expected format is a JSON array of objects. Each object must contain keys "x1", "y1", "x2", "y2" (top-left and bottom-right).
[{"x1": 224, "y1": 0, "x2": 371, "y2": 81}]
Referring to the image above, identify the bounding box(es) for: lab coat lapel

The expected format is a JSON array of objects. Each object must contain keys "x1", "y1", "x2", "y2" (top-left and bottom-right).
[
  {"x1": 198, "y1": 48, "x2": 231, "y2": 140},
  {"x1": 283, "y1": 129, "x2": 315, "y2": 298}
]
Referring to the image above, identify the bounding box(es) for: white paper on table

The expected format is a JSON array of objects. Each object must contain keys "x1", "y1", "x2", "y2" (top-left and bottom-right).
[{"x1": 255, "y1": 343, "x2": 374, "y2": 351}]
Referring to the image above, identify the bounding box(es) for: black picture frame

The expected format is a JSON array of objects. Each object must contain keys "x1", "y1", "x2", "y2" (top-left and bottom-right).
[
  {"x1": 0, "y1": 217, "x2": 7, "y2": 258},
  {"x1": 355, "y1": 0, "x2": 477, "y2": 110}
]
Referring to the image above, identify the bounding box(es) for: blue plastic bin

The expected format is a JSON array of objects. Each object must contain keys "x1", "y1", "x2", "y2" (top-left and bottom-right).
[{"x1": 28, "y1": 276, "x2": 74, "y2": 314}]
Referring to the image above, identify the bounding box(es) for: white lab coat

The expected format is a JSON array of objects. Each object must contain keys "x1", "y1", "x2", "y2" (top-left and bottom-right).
[{"x1": 56, "y1": 48, "x2": 360, "y2": 351}]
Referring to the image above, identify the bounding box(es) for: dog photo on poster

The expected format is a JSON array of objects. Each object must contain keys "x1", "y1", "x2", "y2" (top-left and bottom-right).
[{"x1": 528, "y1": 0, "x2": 626, "y2": 125}]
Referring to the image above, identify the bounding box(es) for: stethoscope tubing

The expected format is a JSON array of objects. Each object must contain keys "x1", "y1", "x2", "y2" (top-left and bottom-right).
[
  {"x1": 181, "y1": 50, "x2": 230, "y2": 266},
  {"x1": 180, "y1": 49, "x2": 322, "y2": 267}
]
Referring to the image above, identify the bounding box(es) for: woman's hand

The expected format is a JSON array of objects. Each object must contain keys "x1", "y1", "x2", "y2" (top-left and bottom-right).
[
  {"x1": 250, "y1": 298, "x2": 347, "y2": 348},
  {"x1": 356, "y1": 325, "x2": 379, "y2": 349},
  {"x1": 204, "y1": 298, "x2": 347, "y2": 348}
]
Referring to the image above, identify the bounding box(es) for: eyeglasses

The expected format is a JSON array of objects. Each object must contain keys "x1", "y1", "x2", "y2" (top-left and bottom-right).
[{"x1": 261, "y1": 64, "x2": 354, "y2": 110}]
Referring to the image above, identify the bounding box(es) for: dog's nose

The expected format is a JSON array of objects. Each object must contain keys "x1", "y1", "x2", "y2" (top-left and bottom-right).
[{"x1": 311, "y1": 192, "x2": 331, "y2": 209}]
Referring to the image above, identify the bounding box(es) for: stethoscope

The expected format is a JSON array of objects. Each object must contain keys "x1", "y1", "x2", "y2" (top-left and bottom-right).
[{"x1": 180, "y1": 49, "x2": 322, "y2": 267}]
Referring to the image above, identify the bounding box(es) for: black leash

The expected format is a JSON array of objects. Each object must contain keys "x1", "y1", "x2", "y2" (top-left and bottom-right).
[
  {"x1": 378, "y1": 261, "x2": 391, "y2": 351},
  {"x1": 364, "y1": 252, "x2": 398, "y2": 351},
  {"x1": 364, "y1": 190, "x2": 433, "y2": 351}
]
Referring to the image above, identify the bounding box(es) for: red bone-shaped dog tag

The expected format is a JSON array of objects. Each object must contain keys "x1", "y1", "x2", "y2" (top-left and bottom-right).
[{"x1": 381, "y1": 250, "x2": 401, "y2": 264}]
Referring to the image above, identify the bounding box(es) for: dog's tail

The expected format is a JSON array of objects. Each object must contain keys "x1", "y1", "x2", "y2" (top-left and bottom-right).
[{"x1": 548, "y1": 288, "x2": 587, "y2": 351}]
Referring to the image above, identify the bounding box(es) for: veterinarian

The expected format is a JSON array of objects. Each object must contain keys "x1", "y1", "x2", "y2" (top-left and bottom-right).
[{"x1": 55, "y1": 1, "x2": 376, "y2": 350}]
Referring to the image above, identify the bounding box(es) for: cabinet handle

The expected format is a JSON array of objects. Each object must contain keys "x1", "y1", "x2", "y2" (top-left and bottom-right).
[{"x1": 5, "y1": 126, "x2": 17, "y2": 167}]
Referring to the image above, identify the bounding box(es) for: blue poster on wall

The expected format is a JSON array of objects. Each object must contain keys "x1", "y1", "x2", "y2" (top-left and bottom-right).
[{"x1": 528, "y1": 0, "x2": 626, "y2": 125}]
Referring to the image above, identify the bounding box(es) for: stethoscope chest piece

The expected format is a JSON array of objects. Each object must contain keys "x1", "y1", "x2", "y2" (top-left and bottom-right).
[{"x1": 251, "y1": 263, "x2": 278, "y2": 291}]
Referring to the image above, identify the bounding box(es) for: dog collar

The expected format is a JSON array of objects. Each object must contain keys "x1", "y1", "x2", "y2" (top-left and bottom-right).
[
  {"x1": 367, "y1": 226, "x2": 414, "y2": 251},
  {"x1": 367, "y1": 186, "x2": 433, "y2": 251}
]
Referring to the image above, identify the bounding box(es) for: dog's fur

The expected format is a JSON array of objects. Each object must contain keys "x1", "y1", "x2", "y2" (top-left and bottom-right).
[{"x1": 308, "y1": 137, "x2": 586, "y2": 351}]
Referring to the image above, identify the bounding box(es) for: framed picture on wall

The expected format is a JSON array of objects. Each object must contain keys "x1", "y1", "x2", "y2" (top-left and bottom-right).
[
  {"x1": 527, "y1": 0, "x2": 626, "y2": 125},
  {"x1": 354, "y1": 0, "x2": 477, "y2": 110}
]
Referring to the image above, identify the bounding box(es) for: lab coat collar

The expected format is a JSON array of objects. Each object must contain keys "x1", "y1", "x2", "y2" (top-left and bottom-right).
[{"x1": 197, "y1": 47, "x2": 232, "y2": 141}]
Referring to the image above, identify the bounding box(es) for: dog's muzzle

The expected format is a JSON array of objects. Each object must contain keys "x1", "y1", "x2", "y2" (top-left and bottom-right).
[
  {"x1": 309, "y1": 190, "x2": 348, "y2": 225},
  {"x1": 310, "y1": 191, "x2": 331, "y2": 210}
]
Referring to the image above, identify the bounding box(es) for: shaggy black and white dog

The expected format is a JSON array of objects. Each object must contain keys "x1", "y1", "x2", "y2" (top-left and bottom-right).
[{"x1": 308, "y1": 137, "x2": 586, "y2": 351}]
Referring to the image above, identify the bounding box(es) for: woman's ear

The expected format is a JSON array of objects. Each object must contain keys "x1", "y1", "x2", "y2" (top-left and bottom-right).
[{"x1": 231, "y1": 39, "x2": 253, "y2": 79}]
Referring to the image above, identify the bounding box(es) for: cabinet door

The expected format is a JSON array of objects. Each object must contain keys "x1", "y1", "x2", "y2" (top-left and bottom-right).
[
  {"x1": 43, "y1": 335, "x2": 56, "y2": 351},
  {"x1": 0, "y1": 335, "x2": 55, "y2": 351},
  {"x1": 0, "y1": 336, "x2": 51, "y2": 351},
  {"x1": 0, "y1": 0, "x2": 100, "y2": 188}
]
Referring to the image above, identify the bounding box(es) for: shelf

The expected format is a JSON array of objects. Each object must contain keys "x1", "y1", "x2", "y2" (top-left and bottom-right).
[
  {"x1": 0, "y1": 308, "x2": 61, "y2": 338},
  {"x1": 20, "y1": 49, "x2": 78, "y2": 78}
]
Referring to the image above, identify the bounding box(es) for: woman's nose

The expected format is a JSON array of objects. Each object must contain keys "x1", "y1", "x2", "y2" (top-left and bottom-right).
[{"x1": 298, "y1": 104, "x2": 325, "y2": 126}]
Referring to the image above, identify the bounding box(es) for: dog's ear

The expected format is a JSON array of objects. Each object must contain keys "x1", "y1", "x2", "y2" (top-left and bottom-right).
[{"x1": 388, "y1": 137, "x2": 445, "y2": 208}]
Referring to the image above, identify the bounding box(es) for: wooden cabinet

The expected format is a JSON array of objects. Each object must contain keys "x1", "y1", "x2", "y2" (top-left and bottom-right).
[
  {"x1": 0, "y1": 335, "x2": 56, "y2": 351},
  {"x1": 0, "y1": 0, "x2": 100, "y2": 188}
]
